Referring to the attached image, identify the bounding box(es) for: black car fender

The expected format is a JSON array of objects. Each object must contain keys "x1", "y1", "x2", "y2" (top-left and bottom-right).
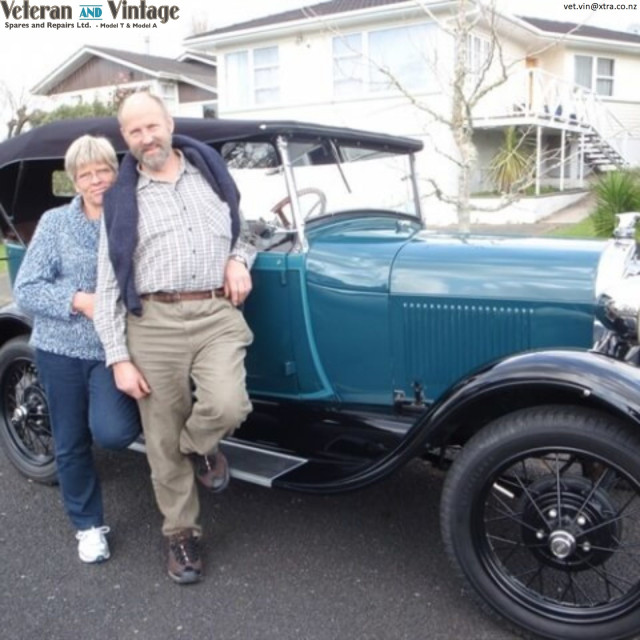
[
  {"x1": 421, "y1": 348, "x2": 640, "y2": 448},
  {"x1": 271, "y1": 349, "x2": 640, "y2": 493},
  {"x1": 0, "y1": 303, "x2": 32, "y2": 348}
]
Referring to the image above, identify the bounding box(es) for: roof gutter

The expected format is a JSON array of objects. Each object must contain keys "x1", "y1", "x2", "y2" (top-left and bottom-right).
[
  {"x1": 185, "y1": 1, "x2": 456, "y2": 50},
  {"x1": 505, "y1": 14, "x2": 640, "y2": 53}
]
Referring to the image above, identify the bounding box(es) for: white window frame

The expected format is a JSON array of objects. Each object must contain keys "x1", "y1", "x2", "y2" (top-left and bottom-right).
[
  {"x1": 332, "y1": 33, "x2": 364, "y2": 98},
  {"x1": 574, "y1": 55, "x2": 615, "y2": 97},
  {"x1": 467, "y1": 33, "x2": 491, "y2": 78},
  {"x1": 332, "y1": 23, "x2": 434, "y2": 99},
  {"x1": 225, "y1": 46, "x2": 280, "y2": 109},
  {"x1": 156, "y1": 81, "x2": 178, "y2": 114},
  {"x1": 253, "y1": 46, "x2": 280, "y2": 105}
]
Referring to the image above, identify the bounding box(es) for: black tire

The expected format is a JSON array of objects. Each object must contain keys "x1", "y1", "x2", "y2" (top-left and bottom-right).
[
  {"x1": 0, "y1": 336, "x2": 57, "y2": 484},
  {"x1": 441, "y1": 405, "x2": 640, "y2": 640}
]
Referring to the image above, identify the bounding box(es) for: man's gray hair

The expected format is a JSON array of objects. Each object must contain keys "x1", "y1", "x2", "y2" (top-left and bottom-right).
[{"x1": 65, "y1": 135, "x2": 118, "y2": 180}]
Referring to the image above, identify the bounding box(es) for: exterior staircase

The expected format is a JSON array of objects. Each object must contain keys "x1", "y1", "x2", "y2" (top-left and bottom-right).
[
  {"x1": 576, "y1": 126, "x2": 628, "y2": 173},
  {"x1": 474, "y1": 69, "x2": 634, "y2": 176}
]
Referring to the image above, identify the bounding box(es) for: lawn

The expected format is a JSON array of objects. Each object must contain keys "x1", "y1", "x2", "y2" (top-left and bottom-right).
[{"x1": 546, "y1": 216, "x2": 598, "y2": 238}]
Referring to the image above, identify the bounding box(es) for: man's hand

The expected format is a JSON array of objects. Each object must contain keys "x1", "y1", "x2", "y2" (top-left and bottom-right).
[
  {"x1": 224, "y1": 258, "x2": 252, "y2": 306},
  {"x1": 113, "y1": 361, "x2": 151, "y2": 399},
  {"x1": 72, "y1": 292, "x2": 95, "y2": 319}
]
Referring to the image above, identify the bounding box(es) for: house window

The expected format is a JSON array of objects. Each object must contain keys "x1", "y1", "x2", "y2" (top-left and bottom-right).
[
  {"x1": 369, "y1": 25, "x2": 432, "y2": 92},
  {"x1": 158, "y1": 82, "x2": 178, "y2": 113},
  {"x1": 596, "y1": 57, "x2": 614, "y2": 96},
  {"x1": 467, "y1": 34, "x2": 491, "y2": 76},
  {"x1": 226, "y1": 51, "x2": 250, "y2": 107},
  {"x1": 225, "y1": 46, "x2": 280, "y2": 108},
  {"x1": 332, "y1": 24, "x2": 434, "y2": 98},
  {"x1": 202, "y1": 103, "x2": 217, "y2": 119},
  {"x1": 254, "y1": 46, "x2": 280, "y2": 104},
  {"x1": 574, "y1": 55, "x2": 614, "y2": 97},
  {"x1": 333, "y1": 34, "x2": 364, "y2": 98}
]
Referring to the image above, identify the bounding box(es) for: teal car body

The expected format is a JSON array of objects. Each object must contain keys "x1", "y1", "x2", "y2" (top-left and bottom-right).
[{"x1": 245, "y1": 215, "x2": 605, "y2": 408}]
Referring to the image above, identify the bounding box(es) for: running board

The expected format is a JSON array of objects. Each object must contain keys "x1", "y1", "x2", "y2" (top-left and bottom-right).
[
  {"x1": 128, "y1": 438, "x2": 307, "y2": 488},
  {"x1": 221, "y1": 440, "x2": 307, "y2": 487}
]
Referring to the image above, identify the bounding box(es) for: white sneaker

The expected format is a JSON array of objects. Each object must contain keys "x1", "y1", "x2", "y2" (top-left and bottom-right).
[{"x1": 76, "y1": 526, "x2": 111, "y2": 563}]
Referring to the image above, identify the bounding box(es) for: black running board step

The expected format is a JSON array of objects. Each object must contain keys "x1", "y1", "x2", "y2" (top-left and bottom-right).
[
  {"x1": 127, "y1": 436, "x2": 307, "y2": 488},
  {"x1": 220, "y1": 440, "x2": 307, "y2": 487}
]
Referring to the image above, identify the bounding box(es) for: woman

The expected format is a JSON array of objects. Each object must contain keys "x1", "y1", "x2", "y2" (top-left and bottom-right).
[{"x1": 14, "y1": 135, "x2": 140, "y2": 564}]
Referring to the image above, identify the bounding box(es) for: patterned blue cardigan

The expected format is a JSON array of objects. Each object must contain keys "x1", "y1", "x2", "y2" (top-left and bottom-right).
[{"x1": 13, "y1": 196, "x2": 105, "y2": 360}]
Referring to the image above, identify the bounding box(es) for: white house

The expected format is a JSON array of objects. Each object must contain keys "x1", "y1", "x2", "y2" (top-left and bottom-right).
[
  {"x1": 31, "y1": 46, "x2": 218, "y2": 118},
  {"x1": 185, "y1": 0, "x2": 640, "y2": 223}
]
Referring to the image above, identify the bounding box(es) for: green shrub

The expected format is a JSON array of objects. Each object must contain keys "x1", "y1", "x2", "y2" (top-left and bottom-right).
[
  {"x1": 488, "y1": 127, "x2": 534, "y2": 194},
  {"x1": 591, "y1": 171, "x2": 640, "y2": 237}
]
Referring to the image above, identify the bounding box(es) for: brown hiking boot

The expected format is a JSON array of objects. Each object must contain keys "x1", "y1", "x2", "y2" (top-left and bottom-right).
[
  {"x1": 192, "y1": 449, "x2": 230, "y2": 493},
  {"x1": 167, "y1": 530, "x2": 202, "y2": 584}
]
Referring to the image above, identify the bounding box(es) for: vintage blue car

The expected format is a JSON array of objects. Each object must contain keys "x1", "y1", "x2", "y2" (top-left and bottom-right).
[{"x1": 1, "y1": 117, "x2": 640, "y2": 640}]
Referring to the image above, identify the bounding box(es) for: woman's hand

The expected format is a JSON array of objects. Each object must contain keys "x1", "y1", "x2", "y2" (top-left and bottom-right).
[{"x1": 72, "y1": 292, "x2": 95, "y2": 319}]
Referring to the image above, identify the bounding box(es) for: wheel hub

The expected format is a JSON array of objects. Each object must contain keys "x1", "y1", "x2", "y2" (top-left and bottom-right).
[
  {"x1": 548, "y1": 530, "x2": 576, "y2": 559},
  {"x1": 10, "y1": 384, "x2": 50, "y2": 437},
  {"x1": 521, "y1": 474, "x2": 620, "y2": 571}
]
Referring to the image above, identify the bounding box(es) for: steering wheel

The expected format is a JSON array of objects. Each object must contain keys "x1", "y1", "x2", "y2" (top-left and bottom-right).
[{"x1": 270, "y1": 188, "x2": 327, "y2": 228}]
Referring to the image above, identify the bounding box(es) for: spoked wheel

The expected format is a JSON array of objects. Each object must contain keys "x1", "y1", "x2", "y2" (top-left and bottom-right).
[
  {"x1": 441, "y1": 406, "x2": 640, "y2": 640},
  {"x1": 0, "y1": 336, "x2": 56, "y2": 484}
]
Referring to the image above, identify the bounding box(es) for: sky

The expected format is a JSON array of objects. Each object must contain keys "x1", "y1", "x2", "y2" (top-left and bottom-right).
[{"x1": 0, "y1": 0, "x2": 637, "y2": 109}]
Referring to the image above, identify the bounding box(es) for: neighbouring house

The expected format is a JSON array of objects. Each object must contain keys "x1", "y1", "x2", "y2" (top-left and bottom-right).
[
  {"x1": 31, "y1": 46, "x2": 218, "y2": 118},
  {"x1": 185, "y1": 0, "x2": 640, "y2": 224}
]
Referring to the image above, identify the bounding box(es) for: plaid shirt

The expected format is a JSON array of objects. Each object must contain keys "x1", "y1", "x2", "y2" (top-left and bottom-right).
[{"x1": 95, "y1": 155, "x2": 256, "y2": 365}]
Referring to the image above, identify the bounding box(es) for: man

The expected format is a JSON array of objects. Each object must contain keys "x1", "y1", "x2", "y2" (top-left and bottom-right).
[{"x1": 95, "y1": 92, "x2": 255, "y2": 584}]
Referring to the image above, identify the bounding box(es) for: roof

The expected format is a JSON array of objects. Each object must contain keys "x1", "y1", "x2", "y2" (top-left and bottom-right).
[
  {"x1": 177, "y1": 51, "x2": 217, "y2": 65},
  {"x1": 90, "y1": 47, "x2": 215, "y2": 83},
  {"x1": 186, "y1": 0, "x2": 411, "y2": 39},
  {"x1": 186, "y1": 0, "x2": 640, "y2": 47},
  {"x1": 518, "y1": 16, "x2": 640, "y2": 45},
  {"x1": 32, "y1": 46, "x2": 216, "y2": 95}
]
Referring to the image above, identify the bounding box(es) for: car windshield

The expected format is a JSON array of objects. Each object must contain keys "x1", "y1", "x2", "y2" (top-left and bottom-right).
[{"x1": 222, "y1": 139, "x2": 419, "y2": 226}]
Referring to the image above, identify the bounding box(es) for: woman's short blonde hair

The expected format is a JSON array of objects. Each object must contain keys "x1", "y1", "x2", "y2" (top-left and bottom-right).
[{"x1": 65, "y1": 135, "x2": 118, "y2": 180}]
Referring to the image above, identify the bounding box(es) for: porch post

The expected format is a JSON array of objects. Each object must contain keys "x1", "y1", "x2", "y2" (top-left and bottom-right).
[
  {"x1": 560, "y1": 128, "x2": 566, "y2": 192},
  {"x1": 536, "y1": 125, "x2": 542, "y2": 196},
  {"x1": 579, "y1": 132, "x2": 585, "y2": 188}
]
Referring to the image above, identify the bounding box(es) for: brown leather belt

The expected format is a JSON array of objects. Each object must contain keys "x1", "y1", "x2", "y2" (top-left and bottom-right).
[{"x1": 140, "y1": 288, "x2": 225, "y2": 303}]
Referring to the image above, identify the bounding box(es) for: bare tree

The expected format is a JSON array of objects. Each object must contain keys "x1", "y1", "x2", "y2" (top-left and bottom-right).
[
  {"x1": 0, "y1": 82, "x2": 42, "y2": 139},
  {"x1": 187, "y1": 9, "x2": 211, "y2": 38}
]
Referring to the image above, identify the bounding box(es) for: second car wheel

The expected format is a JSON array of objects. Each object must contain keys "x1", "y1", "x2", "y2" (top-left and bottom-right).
[{"x1": 441, "y1": 405, "x2": 640, "y2": 640}]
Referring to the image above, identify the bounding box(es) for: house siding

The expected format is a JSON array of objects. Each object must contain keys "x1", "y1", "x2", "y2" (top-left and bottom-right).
[
  {"x1": 48, "y1": 57, "x2": 151, "y2": 94},
  {"x1": 177, "y1": 83, "x2": 217, "y2": 103}
]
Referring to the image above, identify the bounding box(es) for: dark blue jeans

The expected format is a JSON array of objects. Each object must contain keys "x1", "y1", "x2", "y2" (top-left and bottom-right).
[{"x1": 36, "y1": 349, "x2": 141, "y2": 530}]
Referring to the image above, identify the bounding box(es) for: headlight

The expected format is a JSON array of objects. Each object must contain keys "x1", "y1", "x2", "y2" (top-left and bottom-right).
[
  {"x1": 613, "y1": 212, "x2": 640, "y2": 239},
  {"x1": 595, "y1": 276, "x2": 640, "y2": 343}
]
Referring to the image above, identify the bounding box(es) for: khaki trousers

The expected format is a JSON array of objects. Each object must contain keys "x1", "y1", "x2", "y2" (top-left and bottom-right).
[{"x1": 126, "y1": 297, "x2": 253, "y2": 537}]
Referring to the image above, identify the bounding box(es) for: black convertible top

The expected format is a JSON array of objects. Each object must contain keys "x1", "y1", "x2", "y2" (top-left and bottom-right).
[
  {"x1": 0, "y1": 117, "x2": 422, "y2": 240},
  {"x1": 0, "y1": 117, "x2": 423, "y2": 169}
]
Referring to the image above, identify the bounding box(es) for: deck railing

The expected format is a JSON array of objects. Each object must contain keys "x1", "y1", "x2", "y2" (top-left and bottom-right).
[{"x1": 473, "y1": 68, "x2": 630, "y2": 158}]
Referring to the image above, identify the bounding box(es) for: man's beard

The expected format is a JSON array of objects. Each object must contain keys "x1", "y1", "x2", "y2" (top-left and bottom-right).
[{"x1": 136, "y1": 138, "x2": 172, "y2": 171}]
